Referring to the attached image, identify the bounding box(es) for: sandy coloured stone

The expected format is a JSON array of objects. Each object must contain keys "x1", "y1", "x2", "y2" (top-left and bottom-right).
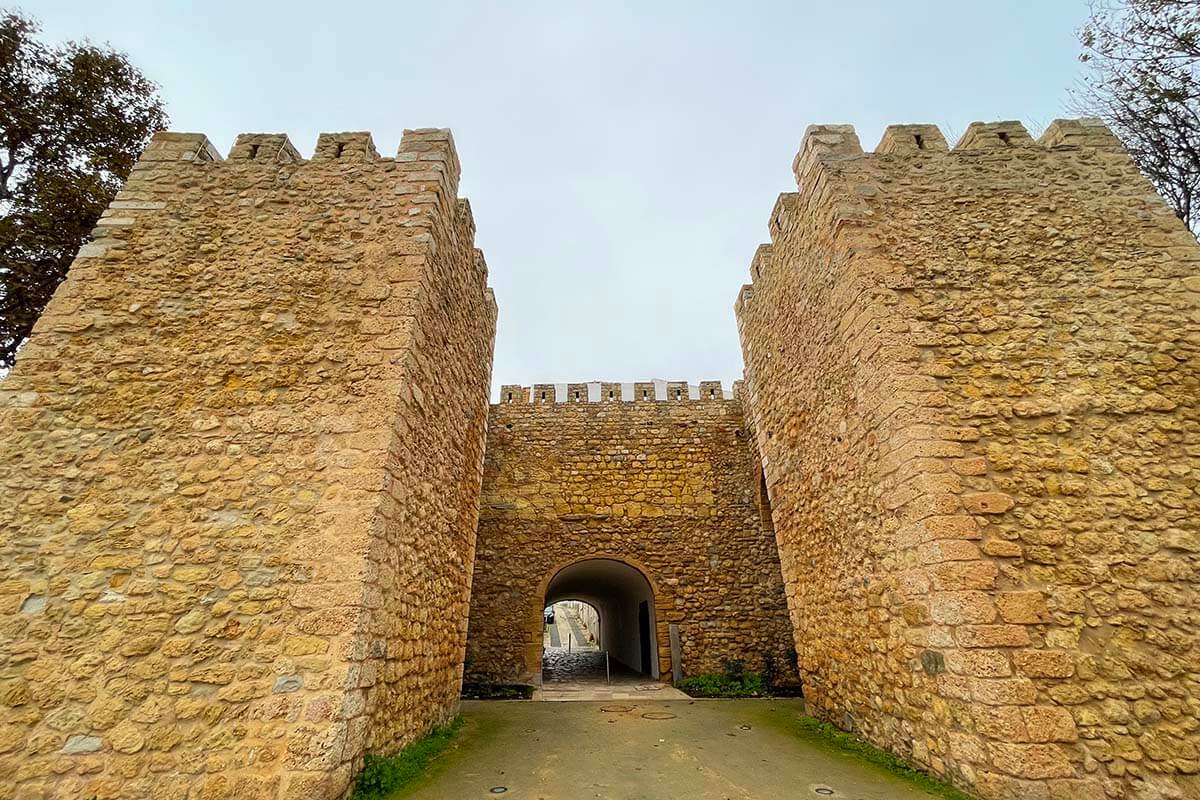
[
  {"x1": 986, "y1": 742, "x2": 1076, "y2": 779},
  {"x1": 108, "y1": 723, "x2": 145, "y2": 754},
  {"x1": 1, "y1": 115, "x2": 1198, "y2": 800},
  {"x1": 952, "y1": 622, "x2": 1031, "y2": 654},
  {"x1": 1022, "y1": 707, "x2": 1077, "y2": 743},
  {"x1": 737, "y1": 117, "x2": 1200, "y2": 800},
  {"x1": 0, "y1": 128, "x2": 496, "y2": 799},
  {"x1": 962, "y1": 492, "x2": 1015, "y2": 515},
  {"x1": 981, "y1": 539, "x2": 1022, "y2": 558},
  {"x1": 996, "y1": 592, "x2": 1049, "y2": 625},
  {"x1": 466, "y1": 390, "x2": 796, "y2": 687},
  {"x1": 1013, "y1": 650, "x2": 1075, "y2": 679}
]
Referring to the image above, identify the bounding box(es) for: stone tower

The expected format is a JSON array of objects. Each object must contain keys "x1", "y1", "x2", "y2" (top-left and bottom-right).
[
  {"x1": 0, "y1": 129, "x2": 497, "y2": 799},
  {"x1": 736, "y1": 119, "x2": 1200, "y2": 799}
]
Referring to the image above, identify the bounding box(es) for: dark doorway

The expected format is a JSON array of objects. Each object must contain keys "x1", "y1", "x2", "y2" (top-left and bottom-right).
[{"x1": 638, "y1": 600, "x2": 652, "y2": 674}]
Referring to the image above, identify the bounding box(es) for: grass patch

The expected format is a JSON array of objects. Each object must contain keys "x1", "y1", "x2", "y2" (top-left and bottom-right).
[
  {"x1": 351, "y1": 718, "x2": 464, "y2": 800},
  {"x1": 677, "y1": 670, "x2": 768, "y2": 698},
  {"x1": 756, "y1": 709, "x2": 974, "y2": 800},
  {"x1": 676, "y1": 659, "x2": 797, "y2": 698}
]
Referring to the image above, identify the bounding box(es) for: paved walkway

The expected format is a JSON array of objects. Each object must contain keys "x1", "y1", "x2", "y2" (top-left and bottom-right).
[
  {"x1": 537, "y1": 651, "x2": 689, "y2": 701},
  {"x1": 543, "y1": 607, "x2": 598, "y2": 652},
  {"x1": 396, "y1": 699, "x2": 949, "y2": 799}
]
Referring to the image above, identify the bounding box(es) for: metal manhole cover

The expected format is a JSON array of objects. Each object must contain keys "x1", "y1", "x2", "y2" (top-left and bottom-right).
[
  {"x1": 600, "y1": 704, "x2": 634, "y2": 713},
  {"x1": 813, "y1": 787, "x2": 835, "y2": 796},
  {"x1": 489, "y1": 788, "x2": 508, "y2": 795},
  {"x1": 641, "y1": 711, "x2": 677, "y2": 720}
]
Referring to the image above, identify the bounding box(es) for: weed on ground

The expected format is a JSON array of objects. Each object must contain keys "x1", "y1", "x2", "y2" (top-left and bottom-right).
[{"x1": 351, "y1": 718, "x2": 464, "y2": 800}]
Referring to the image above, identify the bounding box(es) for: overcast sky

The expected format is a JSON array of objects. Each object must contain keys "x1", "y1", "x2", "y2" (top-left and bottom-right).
[{"x1": 27, "y1": 0, "x2": 1090, "y2": 397}]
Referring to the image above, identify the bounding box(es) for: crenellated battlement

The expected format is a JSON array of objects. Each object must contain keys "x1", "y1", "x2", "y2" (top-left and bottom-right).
[
  {"x1": 793, "y1": 117, "x2": 1121, "y2": 172},
  {"x1": 134, "y1": 127, "x2": 465, "y2": 166},
  {"x1": 787, "y1": 118, "x2": 1123, "y2": 203},
  {"x1": 84, "y1": 126, "x2": 493, "y2": 297},
  {"x1": 497, "y1": 380, "x2": 734, "y2": 405},
  {"x1": 737, "y1": 117, "x2": 1140, "y2": 317},
  {"x1": 122, "y1": 128, "x2": 465, "y2": 197}
]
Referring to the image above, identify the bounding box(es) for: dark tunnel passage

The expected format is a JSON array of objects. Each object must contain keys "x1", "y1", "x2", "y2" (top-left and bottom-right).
[{"x1": 541, "y1": 558, "x2": 659, "y2": 679}]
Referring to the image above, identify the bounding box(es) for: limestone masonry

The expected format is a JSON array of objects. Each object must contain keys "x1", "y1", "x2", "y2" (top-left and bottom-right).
[
  {"x1": 737, "y1": 119, "x2": 1199, "y2": 800},
  {"x1": 0, "y1": 117, "x2": 1198, "y2": 800},
  {"x1": 0, "y1": 130, "x2": 496, "y2": 799},
  {"x1": 465, "y1": 383, "x2": 797, "y2": 688}
]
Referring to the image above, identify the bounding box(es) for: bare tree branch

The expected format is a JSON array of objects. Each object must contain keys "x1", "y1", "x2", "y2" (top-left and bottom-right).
[{"x1": 1072, "y1": 0, "x2": 1200, "y2": 233}]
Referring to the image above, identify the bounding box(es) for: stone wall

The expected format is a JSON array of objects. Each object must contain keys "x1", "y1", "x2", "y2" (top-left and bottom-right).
[
  {"x1": 464, "y1": 384, "x2": 797, "y2": 686},
  {"x1": 0, "y1": 129, "x2": 497, "y2": 800},
  {"x1": 736, "y1": 118, "x2": 1200, "y2": 799}
]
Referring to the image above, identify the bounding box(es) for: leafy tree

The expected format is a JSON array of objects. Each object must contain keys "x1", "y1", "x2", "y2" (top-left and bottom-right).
[
  {"x1": 1073, "y1": 0, "x2": 1200, "y2": 234},
  {"x1": 0, "y1": 11, "x2": 166, "y2": 368}
]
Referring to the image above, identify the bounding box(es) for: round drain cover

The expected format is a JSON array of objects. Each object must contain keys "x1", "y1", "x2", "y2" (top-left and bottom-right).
[
  {"x1": 814, "y1": 787, "x2": 835, "y2": 796},
  {"x1": 641, "y1": 711, "x2": 677, "y2": 720},
  {"x1": 600, "y1": 704, "x2": 634, "y2": 713},
  {"x1": 490, "y1": 788, "x2": 508, "y2": 795}
]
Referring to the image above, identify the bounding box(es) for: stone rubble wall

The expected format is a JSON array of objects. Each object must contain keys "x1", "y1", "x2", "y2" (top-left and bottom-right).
[
  {"x1": 736, "y1": 118, "x2": 1199, "y2": 800},
  {"x1": 464, "y1": 387, "x2": 798, "y2": 686},
  {"x1": 0, "y1": 129, "x2": 496, "y2": 800}
]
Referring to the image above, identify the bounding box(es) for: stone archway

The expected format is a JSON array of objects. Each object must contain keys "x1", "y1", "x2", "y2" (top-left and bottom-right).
[{"x1": 527, "y1": 556, "x2": 669, "y2": 682}]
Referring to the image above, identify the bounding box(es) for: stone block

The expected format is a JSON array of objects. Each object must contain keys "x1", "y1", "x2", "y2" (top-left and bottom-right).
[
  {"x1": 1013, "y1": 650, "x2": 1075, "y2": 679},
  {"x1": 1022, "y1": 706, "x2": 1078, "y2": 743},
  {"x1": 956, "y1": 625, "x2": 1032, "y2": 648},
  {"x1": 986, "y1": 743, "x2": 1075, "y2": 779},
  {"x1": 996, "y1": 592, "x2": 1049, "y2": 624}
]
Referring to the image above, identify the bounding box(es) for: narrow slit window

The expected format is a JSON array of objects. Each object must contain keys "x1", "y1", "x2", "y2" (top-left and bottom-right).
[
  {"x1": 335, "y1": 142, "x2": 346, "y2": 158},
  {"x1": 507, "y1": 392, "x2": 513, "y2": 403},
  {"x1": 913, "y1": 134, "x2": 924, "y2": 150},
  {"x1": 249, "y1": 144, "x2": 260, "y2": 160},
  {"x1": 997, "y1": 132, "x2": 1010, "y2": 146}
]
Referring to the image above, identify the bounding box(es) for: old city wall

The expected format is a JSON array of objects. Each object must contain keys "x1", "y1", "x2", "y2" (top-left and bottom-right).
[
  {"x1": 0, "y1": 129, "x2": 497, "y2": 800},
  {"x1": 464, "y1": 383, "x2": 797, "y2": 686},
  {"x1": 736, "y1": 118, "x2": 1200, "y2": 799}
]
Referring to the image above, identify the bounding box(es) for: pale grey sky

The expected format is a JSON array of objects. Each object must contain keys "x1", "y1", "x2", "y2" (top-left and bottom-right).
[{"x1": 26, "y1": 0, "x2": 1091, "y2": 396}]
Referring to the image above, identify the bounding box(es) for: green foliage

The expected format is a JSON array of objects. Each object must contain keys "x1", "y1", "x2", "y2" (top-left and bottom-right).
[
  {"x1": 351, "y1": 718, "x2": 464, "y2": 800},
  {"x1": 0, "y1": 9, "x2": 167, "y2": 367},
  {"x1": 677, "y1": 661, "x2": 768, "y2": 698},
  {"x1": 771, "y1": 715, "x2": 975, "y2": 800}
]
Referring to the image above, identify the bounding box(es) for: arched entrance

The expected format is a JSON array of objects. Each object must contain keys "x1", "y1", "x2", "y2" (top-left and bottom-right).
[{"x1": 532, "y1": 558, "x2": 662, "y2": 683}]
